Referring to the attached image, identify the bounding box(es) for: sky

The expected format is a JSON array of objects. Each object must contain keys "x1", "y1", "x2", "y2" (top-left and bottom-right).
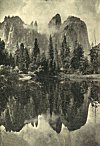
[{"x1": 0, "y1": 0, "x2": 100, "y2": 44}]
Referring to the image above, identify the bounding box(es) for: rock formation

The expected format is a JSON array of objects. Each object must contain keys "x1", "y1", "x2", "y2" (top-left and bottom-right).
[
  {"x1": 48, "y1": 14, "x2": 62, "y2": 34},
  {"x1": 49, "y1": 15, "x2": 90, "y2": 55},
  {"x1": 0, "y1": 15, "x2": 91, "y2": 55},
  {"x1": 0, "y1": 16, "x2": 47, "y2": 54}
]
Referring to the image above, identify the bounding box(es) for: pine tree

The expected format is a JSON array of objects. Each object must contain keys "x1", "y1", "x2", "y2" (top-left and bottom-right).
[
  {"x1": 23, "y1": 47, "x2": 30, "y2": 70},
  {"x1": 61, "y1": 35, "x2": 70, "y2": 71},
  {"x1": 0, "y1": 39, "x2": 5, "y2": 50},
  {"x1": 54, "y1": 44, "x2": 59, "y2": 71},
  {"x1": 40, "y1": 52, "x2": 48, "y2": 73},
  {"x1": 0, "y1": 39, "x2": 9, "y2": 65},
  {"x1": 71, "y1": 43, "x2": 84, "y2": 72},
  {"x1": 60, "y1": 40, "x2": 64, "y2": 67},
  {"x1": 29, "y1": 38, "x2": 40, "y2": 71},
  {"x1": 48, "y1": 35, "x2": 54, "y2": 73},
  {"x1": 32, "y1": 38, "x2": 40, "y2": 58},
  {"x1": 90, "y1": 47, "x2": 98, "y2": 74},
  {"x1": 18, "y1": 43, "x2": 25, "y2": 71},
  {"x1": 9, "y1": 53, "x2": 15, "y2": 67},
  {"x1": 48, "y1": 35, "x2": 54, "y2": 61},
  {"x1": 83, "y1": 57, "x2": 90, "y2": 74},
  {"x1": 79, "y1": 57, "x2": 86, "y2": 74},
  {"x1": 16, "y1": 44, "x2": 31, "y2": 72},
  {"x1": 63, "y1": 35, "x2": 70, "y2": 57}
]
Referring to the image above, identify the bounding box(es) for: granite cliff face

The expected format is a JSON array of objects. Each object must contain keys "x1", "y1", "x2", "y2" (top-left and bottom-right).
[
  {"x1": 0, "y1": 16, "x2": 48, "y2": 53},
  {"x1": 49, "y1": 15, "x2": 90, "y2": 55},
  {"x1": 0, "y1": 16, "x2": 24, "y2": 42},
  {"x1": 0, "y1": 15, "x2": 90, "y2": 55},
  {"x1": 48, "y1": 14, "x2": 62, "y2": 34}
]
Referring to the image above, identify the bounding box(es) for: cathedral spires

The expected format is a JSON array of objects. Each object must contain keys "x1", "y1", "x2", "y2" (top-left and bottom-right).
[{"x1": 34, "y1": 21, "x2": 38, "y2": 32}]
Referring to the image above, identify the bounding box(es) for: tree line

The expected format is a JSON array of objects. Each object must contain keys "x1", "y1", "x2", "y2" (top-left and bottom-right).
[{"x1": 0, "y1": 36, "x2": 99, "y2": 75}]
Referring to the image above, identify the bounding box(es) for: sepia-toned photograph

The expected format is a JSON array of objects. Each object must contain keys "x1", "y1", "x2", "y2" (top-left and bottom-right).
[{"x1": 0, "y1": 0, "x2": 100, "y2": 146}]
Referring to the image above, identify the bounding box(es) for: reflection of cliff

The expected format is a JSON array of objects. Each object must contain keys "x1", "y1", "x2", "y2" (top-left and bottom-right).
[
  {"x1": 1, "y1": 104, "x2": 100, "y2": 146},
  {"x1": 64, "y1": 82, "x2": 89, "y2": 130},
  {"x1": 71, "y1": 104, "x2": 100, "y2": 146},
  {"x1": 0, "y1": 81, "x2": 100, "y2": 146},
  {"x1": 91, "y1": 81, "x2": 100, "y2": 102},
  {"x1": 0, "y1": 78, "x2": 91, "y2": 133},
  {"x1": 0, "y1": 81, "x2": 49, "y2": 131}
]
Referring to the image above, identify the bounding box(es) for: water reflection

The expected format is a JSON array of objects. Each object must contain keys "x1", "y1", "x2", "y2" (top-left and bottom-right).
[{"x1": 0, "y1": 75, "x2": 100, "y2": 133}]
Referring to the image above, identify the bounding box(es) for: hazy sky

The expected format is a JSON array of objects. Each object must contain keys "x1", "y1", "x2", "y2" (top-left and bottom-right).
[{"x1": 0, "y1": 0, "x2": 100, "y2": 44}]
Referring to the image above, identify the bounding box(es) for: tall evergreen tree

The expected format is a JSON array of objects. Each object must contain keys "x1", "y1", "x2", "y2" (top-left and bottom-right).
[
  {"x1": 29, "y1": 38, "x2": 40, "y2": 71},
  {"x1": 40, "y1": 52, "x2": 48, "y2": 73},
  {"x1": 23, "y1": 47, "x2": 30, "y2": 70},
  {"x1": 9, "y1": 53, "x2": 15, "y2": 67},
  {"x1": 90, "y1": 46, "x2": 98, "y2": 74},
  {"x1": 0, "y1": 39, "x2": 5, "y2": 50},
  {"x1": 61, "y1": 35, "x2": 70, "y2": 71},
  {"x1": 0, "y1": 38, "x2": 9, "y2": 65},
  {"x1": 54, "y1": 44, "x2": 59, "y2": 71},
  {"x1": 32, "y1": 38, "x2": 40, "y2": 58},
  {"x1": 63, "y1": 35, "x2": 70, "y2": 57},
  {"x1": 15, "y1": 43, "x2": 30, "y2": 72},
  {"x1": 80, "y1": 57, "x2": 90, "y2": 74},
  {"x1": 48, "y1": 35, "x2": 54, "y2": 61},
  {"x1": 61, "y1": 39, "x2": 65, "y2": 67},
  {"x1": 71, "y1": 43, "x2": 84, "y2": 72},
  {"x1": 18, "y1": 43, "x2": 25, "y2": 71},
  {"x1": 48, "y1": 35, "x2": 54, "y2": 73},
  {"x1": 79, "y1": 57, "x2": 86, "y2": 74}
]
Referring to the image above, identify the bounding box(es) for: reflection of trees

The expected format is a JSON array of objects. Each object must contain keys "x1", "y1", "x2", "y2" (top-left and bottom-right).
[
  {"x1": 0, "y1": 76, "x2": 92, "y2": 132},
  {"x1": 43, "y1": 80, "x2": 89, "y2": 131},
  {"x1": 71, "y1": 82, "x2": 85, "y2": 107},
  {"x1": 46, "y1": 80, "x2": 61, "y2": 115},
  {"x1": 0, "y1": 75, "x2": 15, "y2": 113},
  {"x1": 66, "y1": 81, "x2": 89, "y2": 130},
  {"x1": 60, "y1": 82, "x2": 72, "y2": 119},
  {"x1": 91, "y1": 82, "x2": 100, "y2": 102}
]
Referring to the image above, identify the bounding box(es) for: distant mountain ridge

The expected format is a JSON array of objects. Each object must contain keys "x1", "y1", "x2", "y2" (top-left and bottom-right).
[{"x1": 0, "y1": 15, "x2": 91, "y2": 55}]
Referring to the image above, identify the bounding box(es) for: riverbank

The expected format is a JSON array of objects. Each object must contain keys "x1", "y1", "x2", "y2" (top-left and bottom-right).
[
  {"x1": 59, "y1": 73, "x2": 100, "y2": 81},
  {"x1": 0, "y1": 65, "x2": 100, "y2": 82}
]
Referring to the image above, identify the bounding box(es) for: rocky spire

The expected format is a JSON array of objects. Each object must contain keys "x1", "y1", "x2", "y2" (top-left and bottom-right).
[
  {"x1": 30, "y1": 21, "x2": 34, "y2": 29},
  {"x1": 48, "y1": 14, "x2": 62, "y2": 34},
  {"x1": 34, "y1": 21, "x2": 38, "y2": 32}
]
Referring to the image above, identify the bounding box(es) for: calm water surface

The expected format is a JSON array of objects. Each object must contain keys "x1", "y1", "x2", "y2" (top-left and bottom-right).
[
  {"x1": 0, "y1": 75, "x2": 100, "y2": 146},
  {"x1": 0, "y1": 75, "x2": 100, "y2": 131}
]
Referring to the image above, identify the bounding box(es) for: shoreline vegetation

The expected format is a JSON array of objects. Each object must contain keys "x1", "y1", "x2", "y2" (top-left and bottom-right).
[
  {"x1": 0, "y1": 27, "x2": 100, "y2": 79},
  {"x1": 0, "y1": 65, "x2": 100, "y2": 82}
]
